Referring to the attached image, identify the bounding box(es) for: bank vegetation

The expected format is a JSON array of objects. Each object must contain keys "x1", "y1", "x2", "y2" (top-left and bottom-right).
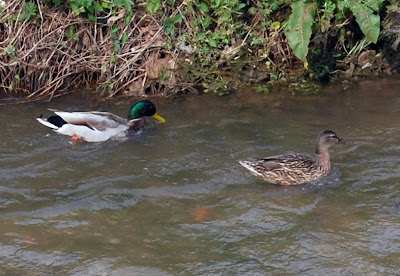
[{"x1": 0, "y1": 0, "x2": 399, "y2": 101}]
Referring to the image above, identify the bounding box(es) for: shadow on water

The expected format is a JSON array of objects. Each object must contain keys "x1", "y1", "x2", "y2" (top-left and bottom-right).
[{"x1": 1, "y1": 78, "x2": 400, "y2": 275}]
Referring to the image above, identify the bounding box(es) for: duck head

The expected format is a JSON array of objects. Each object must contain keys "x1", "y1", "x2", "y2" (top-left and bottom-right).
[
  {"x1": 129, "y1": 100, "x2": 166, "y2": 123},
  {"x1": 316, "y1": 130, "x2": 346, "y2": 154}
]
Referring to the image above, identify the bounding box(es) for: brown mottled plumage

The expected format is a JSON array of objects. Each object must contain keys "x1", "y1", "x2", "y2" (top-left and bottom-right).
[{"x1": 239, "y1": 130, "x2": 346, "y2": 185}]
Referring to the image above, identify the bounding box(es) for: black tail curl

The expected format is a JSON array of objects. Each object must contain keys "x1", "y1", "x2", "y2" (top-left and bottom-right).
[{"x1": 47, "y1": 115, "x2": 67, "y2": 127}]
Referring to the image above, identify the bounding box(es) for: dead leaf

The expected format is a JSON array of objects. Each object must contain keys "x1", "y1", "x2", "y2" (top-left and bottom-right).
[
  {"x1": 145, "y1": 52, "x2": 176, "y2": 80},
  {"x1": 107, "y1": 10, "x2": 126, "y2": 24},
  {"x1": 358, "y1": 50, "x2": 375, "y2": 68},
  {"x1": 194, "y1": 206, "x2": 211, "y2": 222}
]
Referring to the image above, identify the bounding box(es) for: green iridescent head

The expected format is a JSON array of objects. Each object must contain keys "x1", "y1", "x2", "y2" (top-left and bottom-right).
[{"x1": 129, "y1": 100, "x2": 166, "y2": 123}]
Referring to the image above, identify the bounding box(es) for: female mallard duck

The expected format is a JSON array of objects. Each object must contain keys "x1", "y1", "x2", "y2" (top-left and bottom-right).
[
  {"x1": 239, "y1": 130, "x2": 345, "y2": 185},
  {"x1": 36, "y1": 100, "x2": 165, "y2": 142}
]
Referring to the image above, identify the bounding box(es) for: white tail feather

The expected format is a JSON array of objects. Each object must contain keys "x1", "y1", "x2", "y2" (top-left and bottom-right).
[
  {"x1": 36, "y1": 118, "x2": 58, "y2": 130},
  {"x1": 239, "y1": 161, "x2": 262, "y2": 176}
]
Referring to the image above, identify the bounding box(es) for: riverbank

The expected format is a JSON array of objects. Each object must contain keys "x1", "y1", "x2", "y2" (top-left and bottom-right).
[{"x1": 1, "y1": 1, "x2": 399, "y2": 101}]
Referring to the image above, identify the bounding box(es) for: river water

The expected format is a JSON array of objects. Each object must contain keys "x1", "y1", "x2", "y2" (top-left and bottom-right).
[{"x1": 1, "y1": 79, "x2": 400, "y2": 275}]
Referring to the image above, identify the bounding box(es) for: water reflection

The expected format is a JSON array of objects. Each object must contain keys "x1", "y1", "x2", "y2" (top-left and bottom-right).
[{"x1": 1, "y1": 79, "x2": 400, "y2": 275}]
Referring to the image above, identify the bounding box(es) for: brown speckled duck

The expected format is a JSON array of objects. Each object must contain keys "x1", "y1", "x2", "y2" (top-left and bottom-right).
[{"x1": 239, "y1": 130, "x2": 346, "y2": 185}]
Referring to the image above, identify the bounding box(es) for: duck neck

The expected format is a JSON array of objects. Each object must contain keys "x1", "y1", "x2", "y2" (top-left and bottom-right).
[{"x1": 315, "y1": 146, "x2": 330, "y2": 167}]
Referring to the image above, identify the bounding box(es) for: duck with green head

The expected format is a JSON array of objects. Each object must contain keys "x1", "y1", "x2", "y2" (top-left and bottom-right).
[{"x1": 37, "y1": 100, "x2": 166, "y2": 142}]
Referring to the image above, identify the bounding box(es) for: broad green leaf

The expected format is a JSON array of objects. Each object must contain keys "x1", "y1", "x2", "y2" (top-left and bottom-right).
[
  {"x1": 220, "y1": 11, "x2": 231, "y2": 22},
  {"x1": 87, "y1": 5, "x2": 94, "y2": 14},
  {"x1": 337, "y1": 1, "x2": 346, "y2": 11},
  {"x1": 121, "y1": 32, "x2": 128, "y2": 44},
  {"x1": 236, "y1": 3, "x2": 246, "y2": 10},
  {"x1": 347, "y1": 0, "x2": 380, "y2": 43},
  {"x1": 111, "y1": 27, "x2": 119, "y2": 35},
  {"x1": 363, "y1": 0, "x2": 383, "y2": 12},
  {"x1": 164, "y1": 14, "x2": 182, "y2": 34},
  {"x1": 165, "y1": 25, "x2": 173, "y2": 35},
  {"x1": 113, "y1": 41, "x2": 121, "y2": 52},
  {"x1": 4, "y1": 45, "x2": 15, "y2": 55},
  {"x1": 78, "y1": 0, "x2": 93, "y2": 8},
  {"x1": 202, "y1": 17, "x2": 211, "y2": 28},
  {"x1": 212, "y1": 33, "x2": 220, "y2": 40},
  {"x1": 123, "y1": 0, "x2": 134, "y2": 12},
  {"x1": 88, "y1": 13, "x2": 96, "y2": 22},
  {"x1": 67, "y1": 26, "x2": 74, "y2": 36},
  {"x1": 93, "y1": 2, "x2": 103, "y2": 12},
  {"x1": 171, "y1": 14, "x2": 182, "y2": 24},
  {"x1": 284, "y1": 1, "x2": 316, "y2": 62},
  {"x1": 248, "y1": 7, "x2": 257, "y2": 15},
  {"x1": 125, "y1": 15, "x2": 132, "y2": 25},
  {"x1": 199, "y1": 2, "x2": 209, "y2": 13},
  {"x1": 270, "y1": 21, "x2": 280, "y2": 31},
  {"x1": 112, "y1": 0, "x2": 124, "y2": 7},
  {"x1": 271, "y1": 2, "x2": 279, "y2": 11},
  {"x1": 101, "y1": 1, "x2": 111, "y2": 9},
  {"x1": 208, "y1": 39, "x2": 217, "y2": 47},
  {"x1": 146, "y1": 2, "x2": 161, "y2": 14}
]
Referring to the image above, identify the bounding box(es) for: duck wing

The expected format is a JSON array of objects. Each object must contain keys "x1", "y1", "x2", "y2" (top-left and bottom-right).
[
  {"x1": 259, "y1": 153, "x2": 316, "y2": 171},
  {"x1": 50, "y1": 109, "x2": 128, "y2": 131},
  {"x1": 240, "y1": 153, "x2": 319, "y2": 185},
  {"x1": 241, "y1": 153, "x2": 316, "y2": 174}
]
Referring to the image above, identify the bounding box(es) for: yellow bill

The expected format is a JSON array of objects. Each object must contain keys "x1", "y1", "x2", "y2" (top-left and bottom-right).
[{"x1": 152, "y1": 113, "x2": 166, "y2": 123}]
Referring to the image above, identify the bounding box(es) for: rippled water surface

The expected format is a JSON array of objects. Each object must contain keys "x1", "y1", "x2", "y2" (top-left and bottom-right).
[{"x1": 1, "y1": 79, "x2": 400, "y2": 275}]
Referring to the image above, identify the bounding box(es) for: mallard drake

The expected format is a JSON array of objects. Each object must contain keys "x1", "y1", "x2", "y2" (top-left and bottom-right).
[
  {"x1": 36, "y1": 100, "x2": 165, "y2": 142},
  {"x1": 239, "y1": 130, "x2": 345, "y2": 185}
]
